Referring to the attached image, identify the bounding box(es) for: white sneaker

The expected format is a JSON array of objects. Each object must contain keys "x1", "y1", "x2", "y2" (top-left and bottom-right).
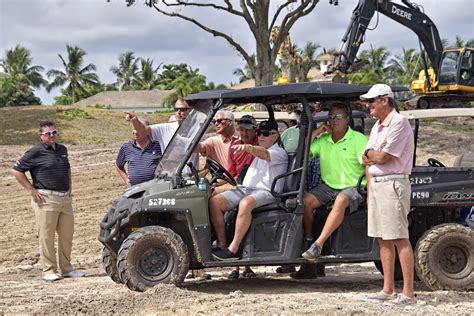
[
  {"x1": 384, "y1": 294, "x2": 417, "y2": 307},
  {"x1": 62, "y1": 270, "x2": 85, "y2": 278},
  {"x1": 43, "y1": 273, "x2": 63, "y2": 282},
  {"x1": 362, "y1": 290, "x2": 397, "y2": 303}
]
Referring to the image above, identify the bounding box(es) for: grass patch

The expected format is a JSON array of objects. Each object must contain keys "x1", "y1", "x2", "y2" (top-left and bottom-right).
[{"x1": 0, "y1": 105, "x2": 172, "y2": 145}]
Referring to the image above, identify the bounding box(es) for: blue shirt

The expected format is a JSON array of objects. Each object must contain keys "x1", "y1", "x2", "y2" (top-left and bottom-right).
[{"x1": 116, "y1": 140, "x2": 162, "y2": 186}]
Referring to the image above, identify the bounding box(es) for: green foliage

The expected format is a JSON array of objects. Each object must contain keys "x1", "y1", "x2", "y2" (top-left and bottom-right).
[
  {"x1": 54, "y1": 82, "x2": 105, "y2": 105},
  {"x1": 56, "y1": 107, "x2": 90, "y2": 119},
  {"x1": 159, "y1": 64, "x2": 207, "y2": 106},
  {"x1": 110, "y1": 51, "x2": 139, "y2": 90},
  {"x1": 47, "y1": 45, "x2": 99, "y2": 104},
  {"x1": 349, "y1": 46, "x2": 391, "y2": 84},
  {"x1": 0, "y1": 45, "x2": 46, "y2": 106},
  {"x1": 91, "y1": 103, "x2": 111, "y2": 110}
]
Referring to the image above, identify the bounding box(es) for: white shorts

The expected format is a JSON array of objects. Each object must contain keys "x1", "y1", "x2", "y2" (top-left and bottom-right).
[
  {"x1": 368, "y1": 178, "x2": 411, "y2": 240},
  {"x1": 220, "y1": 187, "x2": 277, "y2": 209}
]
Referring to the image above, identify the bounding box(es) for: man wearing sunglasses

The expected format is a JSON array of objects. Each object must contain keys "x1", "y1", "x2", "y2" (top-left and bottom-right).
[
  {"x1": 125, "y1": 98, "x2": 191, "y2": 152},
  {"x1": 195, "y1": 110, "x2": 237, "y2": 168},
  {"x1": 11, "y1": 121, "x2": 84, "y2": 282},
  {"x1": 301, "y1": 103, "x2": 368, "y2": 265},
  {"x1": 210, "y1": 120, "x2": 288, "y2": 260},
  {"x1": 360, "y1": 84, "x2": 415, "y2": 306}
]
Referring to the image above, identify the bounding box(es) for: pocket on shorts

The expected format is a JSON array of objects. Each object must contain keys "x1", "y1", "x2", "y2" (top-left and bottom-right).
[{"x1": 392, "y1": 180, "x2": 404, "y2": 199}]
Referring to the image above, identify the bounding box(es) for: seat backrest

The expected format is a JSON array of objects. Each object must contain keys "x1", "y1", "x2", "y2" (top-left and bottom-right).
[
  {"x1": 283, "y1": 153, "x2": 300, "y2": 193},
  {"x1": 453, "y1": 152, "x2": 474, "y2": 167}
]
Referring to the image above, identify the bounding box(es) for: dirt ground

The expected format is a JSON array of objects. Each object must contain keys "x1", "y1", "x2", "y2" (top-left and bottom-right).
[{"x1": 1, "y1": 119, "x2": 473, "y2": 314}]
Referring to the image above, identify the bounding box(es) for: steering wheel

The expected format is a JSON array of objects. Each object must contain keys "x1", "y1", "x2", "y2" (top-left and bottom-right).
[
  {"x1": 206, "y1": 156, "x2": 237, "y2": 186},
  {"x1": 428, "y1": 158, "x2": 445, "y2": 167}
]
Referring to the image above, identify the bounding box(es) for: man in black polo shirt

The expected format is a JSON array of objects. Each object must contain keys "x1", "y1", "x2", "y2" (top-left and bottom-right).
[{"x1": 11, "y1": 121, "x2": 84, "y2": 282}]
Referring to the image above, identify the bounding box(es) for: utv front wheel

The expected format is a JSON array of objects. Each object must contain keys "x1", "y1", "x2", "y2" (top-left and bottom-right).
[
  {"x1": 117, "y1": 226, "x2": 189, "y2": 292},
  {"x1": 415, "y1": 223, "x2": 474, "y2": 291},
  {"x1": 102, "y1": 247, "x2": 121, "y2": 283}
]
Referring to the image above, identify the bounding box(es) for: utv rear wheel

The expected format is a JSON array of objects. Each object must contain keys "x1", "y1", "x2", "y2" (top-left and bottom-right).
[
  {"x1": 415, "y1": 223, "x2": 474, "y2": 291},
  {"x1": 373, "y1": 260, "x2": 403, "y2": 281},
  {"x1": 117, "y1": 226, "x2": 189, "y2": 292},
  {"x1": 102, "y1": 247, "x2": 121, "y2": 283}
]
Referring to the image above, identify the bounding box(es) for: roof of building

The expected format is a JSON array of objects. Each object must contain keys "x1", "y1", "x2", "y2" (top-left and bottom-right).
[{"x1": 73, "y1": 90, "x2": 174, "y2": 108}]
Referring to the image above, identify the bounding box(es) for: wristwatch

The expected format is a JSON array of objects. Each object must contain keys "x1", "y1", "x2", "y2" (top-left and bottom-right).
[{"x1": 364, "y1": 148, "x2": 372, "y2": 158}]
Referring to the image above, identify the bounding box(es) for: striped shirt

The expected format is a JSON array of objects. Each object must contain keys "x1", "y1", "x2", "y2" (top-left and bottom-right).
[{"x1": 116, "y1": 140, "x2": 162, "y2": 186}]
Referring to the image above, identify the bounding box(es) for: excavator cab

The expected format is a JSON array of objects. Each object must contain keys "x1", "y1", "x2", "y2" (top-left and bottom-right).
[{"x1": 438, "y1": 48, "x2": 474, "y2": 90}]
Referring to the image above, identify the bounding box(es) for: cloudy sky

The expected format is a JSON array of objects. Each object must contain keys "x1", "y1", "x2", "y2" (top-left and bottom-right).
[{"x1": 1, "y1": 0, "x2": 473, "y2": 104}]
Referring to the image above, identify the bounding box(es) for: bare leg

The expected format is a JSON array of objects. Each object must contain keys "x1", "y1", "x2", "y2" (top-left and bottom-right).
[
  {"x1": 303, "y1": 193, "x2": 322, "y2": 239},
  {"x1": 394, "y1": 238, "x2": 415, "y2": 297},
  {"x1": 209, "y1": 194, "x2": 230, "y2": 248},
  {"x1": 228, "y1": 196, "x2": 256, "y2": 254},
  {"x1": 315, "y1": 193, "x2": 349, "y2": 246},
  {"x1": 379, "y1": 238, "x2": 396, "y2": 294}
]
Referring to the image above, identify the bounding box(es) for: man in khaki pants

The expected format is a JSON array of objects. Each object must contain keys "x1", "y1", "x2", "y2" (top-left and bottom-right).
[{"x1": 11, "y1": 121, "x2": 84, "y2": 282}]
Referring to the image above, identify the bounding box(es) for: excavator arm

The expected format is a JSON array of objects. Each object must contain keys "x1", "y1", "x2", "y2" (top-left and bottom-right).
[{"x1": 327, "y1": 0, "x2": 443, "y2": 75}]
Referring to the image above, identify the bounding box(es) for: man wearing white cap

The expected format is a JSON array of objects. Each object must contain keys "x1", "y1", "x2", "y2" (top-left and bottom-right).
[{"x1": 360, "y1": 84, "x2": 416, "y2": 307}]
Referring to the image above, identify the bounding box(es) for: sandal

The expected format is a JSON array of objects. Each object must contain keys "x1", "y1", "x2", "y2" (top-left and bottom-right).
[
  {"x1": 227, "y1": 270, "x2": 239, "y2": 280},
  {"x1": 242, "y1": 268, "x2": 256, "y2": 278}
]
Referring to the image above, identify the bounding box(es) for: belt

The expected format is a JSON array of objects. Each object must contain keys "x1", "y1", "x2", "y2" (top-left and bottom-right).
[
  {"x1": 38, "y1": 189, "x2": 69, "y2": 197},
  {"x1": 372, "y1": 174, "x2": 409, "y2": 183}
]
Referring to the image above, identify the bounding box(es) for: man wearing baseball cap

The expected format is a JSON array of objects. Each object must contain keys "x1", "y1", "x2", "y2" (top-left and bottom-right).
[
  {"x1": 360, "y1": 84, "x2": 416, "y2": 306},
  {"x1": 210, "y1": 119, "x2": 288, "y2": 260},
  {"x1": 225, "y1": 115, "x2": 259, "y2": 279}
]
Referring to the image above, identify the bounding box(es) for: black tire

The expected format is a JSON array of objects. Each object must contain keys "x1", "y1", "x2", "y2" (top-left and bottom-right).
[
  {"x1": 101, "y1": 246, "x2": 121, "y2": 283},
  {"x1": 415, "y1": 223, "x2": 474, "y2": 291},
  {"x1": 117, "y1": 226, "x2": 189, "y2": 292},
  {"x1": 373, "y1": 260, "x2": 403, "y2": 281}
]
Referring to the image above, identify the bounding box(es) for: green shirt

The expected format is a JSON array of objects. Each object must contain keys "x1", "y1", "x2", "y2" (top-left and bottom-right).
[
  {"x1": 310, "y1": 127, "x2": 367, "y2": 189},
  {"x1": 281, "y1": 125, "x2": 300, "y2": 153}
]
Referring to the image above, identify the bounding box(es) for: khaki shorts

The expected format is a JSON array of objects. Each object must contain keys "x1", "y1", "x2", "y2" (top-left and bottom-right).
[{"x1": 367, "y1": 178, "x2": 411, "y2": 240}]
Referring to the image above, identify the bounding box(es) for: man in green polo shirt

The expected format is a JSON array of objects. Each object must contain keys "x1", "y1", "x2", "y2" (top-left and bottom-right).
[{"x1": 301, "y1": 102, "x2": 368, "y2": 260}]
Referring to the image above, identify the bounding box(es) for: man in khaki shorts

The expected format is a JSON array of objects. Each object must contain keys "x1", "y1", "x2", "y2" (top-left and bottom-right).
[{"x1": 360, "y1": 84, "x2": 416, "y2": 307}]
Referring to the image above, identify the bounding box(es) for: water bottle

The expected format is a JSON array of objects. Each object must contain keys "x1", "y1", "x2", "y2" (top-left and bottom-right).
[
  {"x1": 466, "y1": 206, "x2": 474, "y2": 229},
  {"x1": 198, "y1": 177, "x2": 207, "y2": 191}
]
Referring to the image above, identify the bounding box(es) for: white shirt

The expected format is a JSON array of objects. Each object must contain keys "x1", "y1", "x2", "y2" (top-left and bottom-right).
[
  {"x1": 243, "y1": 143, "x2": 288, "y2": 193},
  {"x1": 151, "y1": 121, "x2": 198, "y2": 172}
]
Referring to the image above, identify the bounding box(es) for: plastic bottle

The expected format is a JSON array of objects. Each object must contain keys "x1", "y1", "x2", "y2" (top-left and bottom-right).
[
  {"x1": 198, "y1": 177, "x2": 207, "y2": 191},
  {"x1": 465, "y1": 206, "x2": 474, "y2": 229}
]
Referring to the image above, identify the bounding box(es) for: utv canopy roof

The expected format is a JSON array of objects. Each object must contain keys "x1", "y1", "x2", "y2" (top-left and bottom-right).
[{"x1": 185, "y1": 82, "x2": 407, "y2": 105}]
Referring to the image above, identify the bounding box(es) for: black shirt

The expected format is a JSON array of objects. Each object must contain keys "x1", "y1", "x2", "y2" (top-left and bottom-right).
[{"x1": 13, "y1": 142, "x2": 71, "y2": 192}]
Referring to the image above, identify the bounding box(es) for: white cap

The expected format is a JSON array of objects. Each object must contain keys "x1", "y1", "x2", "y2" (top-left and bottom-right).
[{"x1": 360, "y1": 84, "x2": 394, "y2": 100}]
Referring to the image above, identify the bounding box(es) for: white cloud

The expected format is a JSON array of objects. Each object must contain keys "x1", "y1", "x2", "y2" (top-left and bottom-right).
[{"x1": 1, "y1": 0, "x2": 473, "y2": 104}]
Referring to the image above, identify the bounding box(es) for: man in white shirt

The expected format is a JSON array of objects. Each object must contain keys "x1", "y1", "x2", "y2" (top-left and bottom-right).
[{"x1": 210, "y1": 120, "x2": 288, "y2": 260}]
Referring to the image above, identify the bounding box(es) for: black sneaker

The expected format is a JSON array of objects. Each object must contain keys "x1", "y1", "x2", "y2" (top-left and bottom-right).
[
  {"x1": 276, "y1": 265, "x2": 296, "y2": 274},
  {"x1": 212, "y1": 247, "x2": 239, "y2": 261},
  {"x1": 242, "y1": 267, "x2": 256, "y2": 278},
  {"x1": 290, "y1": 263, "x2": 317, "y2": 279},
  {"x1": 227, "y1": 270, "x2": 239, "y2": 280}
]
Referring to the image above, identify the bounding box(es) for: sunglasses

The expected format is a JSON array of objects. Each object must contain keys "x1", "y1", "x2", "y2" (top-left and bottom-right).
[
  {"x1": 256, "y1": 130, "x2": 278, "y2": 137},
  {"x1": 238, "y1": 119, "x2": 255, "y2": 125},
  {"x1": 328, "y1": 113, "x2": 347, "y2": 121},
  {"x1": 212, "y1": 119, "x2": 229, "y2": 125},
  {"x1": 40, "y1": 129, "x2": 58, "y2": 137},
  {"x1": 365, "y1": 95, "x2": 387, "y2": 104},
  {"x1": 174, "y1": 107, "x2": 190, "y2": 113}
]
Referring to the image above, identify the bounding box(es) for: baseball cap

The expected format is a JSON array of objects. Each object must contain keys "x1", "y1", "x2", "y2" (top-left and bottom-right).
[
  {"x1": 258, "y1": 119, "x2": 278, "y2": 132},
  {"x1": 360, "y1": 84, "x2": 394, "y2": 100},
  {"x1": 237, "y1": 115, "x2": 257, "y2": 129}
]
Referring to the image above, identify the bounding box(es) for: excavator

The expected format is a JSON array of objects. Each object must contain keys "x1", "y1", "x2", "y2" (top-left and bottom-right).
[{"x1": 326, "y1": 0, "x2": 474, "y2": 108}]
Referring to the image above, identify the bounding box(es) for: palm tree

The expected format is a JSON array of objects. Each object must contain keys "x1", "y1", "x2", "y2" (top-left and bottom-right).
[
  {"x1": 233, "y1": 54, "x2": 256, "y2": 83},
  {"x1": 349, "y1": 46, "x2": 391, "y2": 84},
  {"x1": 295, "y1": 41, "x2": 321, "y2": 82},
  {"x1": 162, "y1": 66, "x2": 207, "y2": 106},
  {"x1": 110, "y1": 51, "x2": 139, "y2": 90},
  {"x1": 46, "y1": 45, "x2": 99, "y2": 104},
  {"x1": 132, "y1": 58, "x2": 161, "y2": 90},
  {"x1": 387, "y1": 48, "x2": 422, "y2": 85},
  {"x1": 0, "y1": 45, "x2": 46, "y2": 106}
]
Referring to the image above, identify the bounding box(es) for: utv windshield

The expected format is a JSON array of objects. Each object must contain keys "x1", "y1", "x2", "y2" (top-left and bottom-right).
[{"x1": 155, "y1": 100, "x2": 213, "y2": 177}]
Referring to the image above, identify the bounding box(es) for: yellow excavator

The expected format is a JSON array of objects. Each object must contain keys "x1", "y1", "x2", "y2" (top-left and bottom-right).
[{"x1": 326, "y1": 0, "x2": 474, "y2": 108}]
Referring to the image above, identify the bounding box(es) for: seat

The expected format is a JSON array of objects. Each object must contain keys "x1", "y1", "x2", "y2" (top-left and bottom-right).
[{"x1": 452, "y1": 152, "x2": 474, "y2": 167}]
